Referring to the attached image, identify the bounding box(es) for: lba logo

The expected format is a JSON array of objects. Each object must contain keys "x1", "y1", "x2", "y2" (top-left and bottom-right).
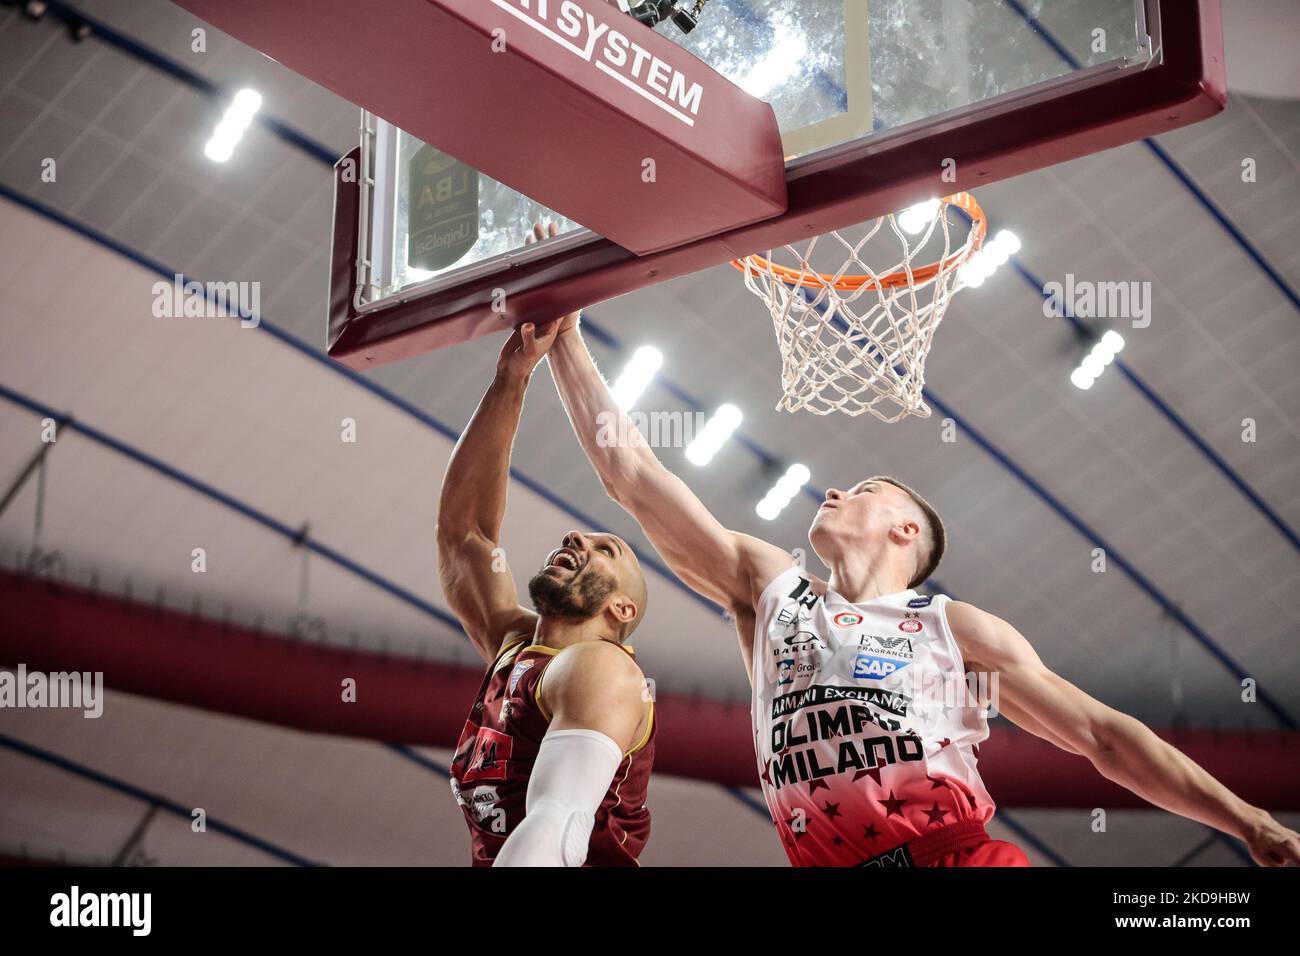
[{"x1": 853, "y1": 654, "x2": 910, "y2": 680}]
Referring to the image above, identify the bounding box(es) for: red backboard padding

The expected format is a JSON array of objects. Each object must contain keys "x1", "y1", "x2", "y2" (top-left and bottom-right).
[{"x1": 174, "y1": 0, "x2": 787, "y2": 255}]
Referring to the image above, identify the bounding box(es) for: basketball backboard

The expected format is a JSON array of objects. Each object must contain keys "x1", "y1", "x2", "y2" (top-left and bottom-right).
[{"x1": 311, "y1": 0, "x2": 1222, "y2": 367}]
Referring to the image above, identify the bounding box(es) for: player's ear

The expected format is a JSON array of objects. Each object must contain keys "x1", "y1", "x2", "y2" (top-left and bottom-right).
[
  {"x1": 609, "y1": 594, "x2": 638, "y2": 625},
  {"x1": 890, "y1": 518, "x2": 920, "y2": 546}
]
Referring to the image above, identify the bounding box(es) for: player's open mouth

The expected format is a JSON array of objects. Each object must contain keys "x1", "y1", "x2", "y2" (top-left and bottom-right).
[{"x1": 545, "y1": 548, "x2": 582, "y2": 573}]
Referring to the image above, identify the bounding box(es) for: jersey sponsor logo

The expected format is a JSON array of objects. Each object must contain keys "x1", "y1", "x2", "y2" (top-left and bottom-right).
[
  {"x1": 465, "y1": 786, "x2": 504, "y2": 827},
  {"x1": 859, "y1": 634, "x2": 913, "y2": 654},
  {"x1": 770, "y1": 683, "x2": 909, "y2": 720},
  {"x1": 507, "y1": 659, "x2": 534, "y2": 695},
  {"x1": 459, "y1": 727, "x2": 513, "y2": 784},
  {"x1": 861, "y1": 844, "x2": 914, "y2": 867},
  {"x1": 766, "y1": 708, "x2": 924, "y2": 791},
  {"x1": 899, "y1": 619, "x2": 923, "y2": 633},
  {"x1": 833, "y1": 611, "x2": 864, "y2": 627},
  {"x1": 853, "y1": 653, "x2": 911, "y2": 680},
  {"x1": 770, "y1": 629, "x2": 827, "y2": 659},
  {"x1": 776, "y1": 657, "x2": 819, "y2": 686},
  {"x1": 908, "y1": 596, "x2": 933, "y2": 608},
  {"x1": 778, "y1": 577, "x2": 822, "y2": 622}
]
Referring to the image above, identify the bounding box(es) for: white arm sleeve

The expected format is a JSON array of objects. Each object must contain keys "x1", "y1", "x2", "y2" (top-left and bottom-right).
[{"x1": 492, "y1": 728, "x2": 624, "y2": 867}]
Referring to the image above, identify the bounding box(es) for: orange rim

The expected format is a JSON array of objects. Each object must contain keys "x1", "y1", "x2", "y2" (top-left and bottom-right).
[{"x1": 730, "y1": 192, "x2": 987, "y2": 292}]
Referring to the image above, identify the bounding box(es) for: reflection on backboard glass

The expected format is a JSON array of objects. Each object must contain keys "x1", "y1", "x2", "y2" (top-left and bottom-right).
[{"x1": 359, "y1": 0, "x2": 1149, "y2": 309}]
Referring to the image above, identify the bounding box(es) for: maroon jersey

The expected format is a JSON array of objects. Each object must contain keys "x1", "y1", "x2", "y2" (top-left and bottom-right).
[{"x1": 450, "y1": 639, "x2": 655, "y2": 866}]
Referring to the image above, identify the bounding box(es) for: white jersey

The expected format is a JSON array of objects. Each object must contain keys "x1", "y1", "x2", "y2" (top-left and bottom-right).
[{"x1": 751, "y1": 565, "x2": 996, "y2": 866}]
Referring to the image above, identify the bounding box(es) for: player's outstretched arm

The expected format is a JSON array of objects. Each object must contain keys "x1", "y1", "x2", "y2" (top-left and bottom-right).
[
  {"x1": 947, "y1": 601, "x2": 1300, "y2": 866},
  {"x1": 435, "y1": 323, "x2": 560, "y2": 662},
  {"x1": 493, "y1": 641, "x2": 648, "y2": 867},
  {"x1": 546, "y1": 313, "x2": 790, "y2": 613}
]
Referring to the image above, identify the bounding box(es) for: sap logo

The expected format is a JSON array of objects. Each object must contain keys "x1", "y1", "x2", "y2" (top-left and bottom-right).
[
  {"x1": 907, "y1": 596, "x2": 932, "y2": 609},
  {"x1": 853, "y1": 654, "x2": 910, "y2": 680}
]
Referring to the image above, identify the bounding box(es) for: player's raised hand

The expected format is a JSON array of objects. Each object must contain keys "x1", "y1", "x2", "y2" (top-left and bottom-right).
[
  {"x1": 526, "y1": 220, "x2": 581, "y2": 336},
  {"x1": 1244, "y1": 814, "x2": 1300, "y2": 867},
  {"x1": 497, "y1": 321, "x2": 563, "y2": 381}
]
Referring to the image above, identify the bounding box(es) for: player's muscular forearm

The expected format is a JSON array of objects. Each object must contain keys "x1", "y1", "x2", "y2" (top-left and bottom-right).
[
  {"x1": 1090, "y1": 714, "x2": 1266, "y2": 840},
  {"x1": 548, "y1": 326, "x2": 789, "y2": 611},
  {"x1": 547, "y1": 327, "x2": 659, "y2": 499},
  {"x1": 951, "y1": 602, "x2": 1296, "y2": 863},
  {"x1": 437, "y1": 371, "x2": 526, "y2": 544}
]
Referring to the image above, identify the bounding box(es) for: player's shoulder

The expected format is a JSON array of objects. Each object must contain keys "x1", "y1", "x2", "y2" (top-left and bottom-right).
[
  {"x1": 542, "y1": 640, "x2": 646, "y2": 709},
  {"x1": 551, "y1": 639, "x2": 643, "y2": 683},
  {"x1": 944, "y1": 601, "x2": 1029, "y2": 659},
  {"x1": 944, "y1": 600, "x2": 998, "y2": 635}
]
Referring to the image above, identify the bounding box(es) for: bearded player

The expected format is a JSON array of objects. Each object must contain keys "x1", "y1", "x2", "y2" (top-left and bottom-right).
[
  {"x1": 436, "y1": 320, "x2": 654, "y2": 867},
  {"x1": 541, "y1": 290, "x2": 1299, "y2": 867}
]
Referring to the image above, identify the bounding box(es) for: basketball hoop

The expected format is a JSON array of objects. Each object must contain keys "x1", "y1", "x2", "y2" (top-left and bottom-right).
[{"x1": 731, "y1": 192, "x2": 988, "y2": 423}]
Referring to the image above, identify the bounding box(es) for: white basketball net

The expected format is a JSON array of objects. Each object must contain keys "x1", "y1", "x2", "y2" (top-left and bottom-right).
[{"x1": 735, "y1": 193, "x2": 985, "y2": 423}]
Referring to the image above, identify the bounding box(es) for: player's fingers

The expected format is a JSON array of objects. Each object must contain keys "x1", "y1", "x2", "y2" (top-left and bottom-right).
[
  {"x1": 496, "y1": 326, "x2": 522, "y2": 365},
  {"x1": 519, "y1": 321, "x2": 538, "y2": 352},
  {"x1": 547, "y1": 220, "x2": 559, "y2": 239},
  {"x1": 1283, "y1": 836, "x2": 1300, "y2": 865},
  {"x1": 534, "y1": 320, "x2": 561, "y2": 348}
]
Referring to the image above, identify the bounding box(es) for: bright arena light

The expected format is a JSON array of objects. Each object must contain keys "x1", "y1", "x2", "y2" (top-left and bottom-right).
[
  {"x1": 897, "y1": 198, "x2": 942, "y2": 235},
  {"x1": 205, "y1": 88, "x2": 263, "y2": 163},
  {"x1": 1071, "y1": 329, "x2": 1126, "y2": 390},
  {"x1": 958, "y1": 261, "x2": 986, "y2": 288},
  {"x1": 957, "y1": 228, "x2": 1023, "y2": 289},
  {"x1": 756, "y1": 464, "x2": 812, "y2": 520},
  {"x1": 685, "y1": 403, "x2": 743, "y2": 466},
  {"x1": 609, "y1": 346, "x2": 663, "y2": 411},
  {"x1": 992, "y1": 229, "x2": 1021, "y2": 255}
]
